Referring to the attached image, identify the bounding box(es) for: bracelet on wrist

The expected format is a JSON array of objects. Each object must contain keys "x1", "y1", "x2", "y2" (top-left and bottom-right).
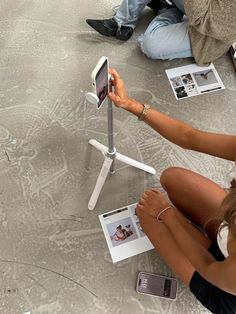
[
  {"x1": 138, "y1": 103, "x2": 151, "y2": 121},
  {"x1": 156, "y1": 205, "x2": 173, "y2": 222}
]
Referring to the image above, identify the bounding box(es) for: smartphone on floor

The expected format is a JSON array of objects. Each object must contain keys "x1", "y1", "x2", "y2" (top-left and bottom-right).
[{"x1": 136, "y1": 271, "x2": 178, "y2": 299}]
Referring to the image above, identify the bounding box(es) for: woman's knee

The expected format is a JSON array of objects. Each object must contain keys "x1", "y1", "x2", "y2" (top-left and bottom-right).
[
  {"x1": 139, "y1": 33, "x2": 170, "y2": 59},
  {"x1": 160, "y1": 166, "x2": 186, "y2": 189}
]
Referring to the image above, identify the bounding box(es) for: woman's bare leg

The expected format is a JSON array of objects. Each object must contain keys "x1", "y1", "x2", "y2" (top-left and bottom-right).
[
  {"x1": 137, "y1": 208, "x2": 194, "y2": 286},
  {"x1": 160, "y1": 167, "x2": 227, "y2": 240},
  {"x1": 137, "y1": 206, "x2": 212, "y2": 286}
]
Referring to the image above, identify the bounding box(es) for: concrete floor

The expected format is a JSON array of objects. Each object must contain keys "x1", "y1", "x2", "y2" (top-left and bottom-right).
[{"x1": 0, "y1": 1, "x2": 236, "y2": 313}]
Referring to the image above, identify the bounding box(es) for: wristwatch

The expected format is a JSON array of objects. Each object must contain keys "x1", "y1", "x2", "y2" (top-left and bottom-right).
[{"x1": 138, "y1": 103, "x2": 151, "y2": 121}]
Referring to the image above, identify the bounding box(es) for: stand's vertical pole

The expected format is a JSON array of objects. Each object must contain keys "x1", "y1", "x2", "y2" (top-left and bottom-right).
[
  {"x1": 107, "y1": 83, "x2": 116, "y2": 173},
  {"x1": 107, "y1": 98, "x2": 114, "y2": 153}
]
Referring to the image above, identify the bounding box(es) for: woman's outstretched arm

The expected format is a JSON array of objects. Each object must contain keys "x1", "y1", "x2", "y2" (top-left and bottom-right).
[{"x1": 108, "y1": 68, "x2": 236, "y2": 161}]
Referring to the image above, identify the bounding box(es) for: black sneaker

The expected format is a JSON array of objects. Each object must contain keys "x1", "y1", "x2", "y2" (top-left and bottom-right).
[{"x1": 86, "y1": 18, "x2": 133, "y2": 41}]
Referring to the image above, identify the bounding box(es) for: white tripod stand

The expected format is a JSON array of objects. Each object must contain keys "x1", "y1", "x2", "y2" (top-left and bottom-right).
[{"x1": 86, "y1": 85, "x2": 156, "y2": 210}]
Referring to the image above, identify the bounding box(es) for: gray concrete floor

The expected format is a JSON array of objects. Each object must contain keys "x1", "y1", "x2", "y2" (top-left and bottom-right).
[{"x1": 0, "y1": 1, "x2": 236, "y2": 313}]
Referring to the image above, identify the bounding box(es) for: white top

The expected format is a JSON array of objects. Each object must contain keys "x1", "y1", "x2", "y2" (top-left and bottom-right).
[
  {"x1": 216, "y1": 160, "x2": 236, "y2": 258},
  {"x1": 225, "y1": 167, "x2": 236, "y2": 189},
  {"x1": 217, "y1": 223, "x2": 229, "y2": 258}
]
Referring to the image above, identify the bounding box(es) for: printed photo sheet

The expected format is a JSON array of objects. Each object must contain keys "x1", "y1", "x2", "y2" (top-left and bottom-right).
[
  {"x1": 99, "y1": 203, "x2": 154, "y2": 263},
  {"x1": 166, "y1": 63, "x2": 225, "y2": 100}
]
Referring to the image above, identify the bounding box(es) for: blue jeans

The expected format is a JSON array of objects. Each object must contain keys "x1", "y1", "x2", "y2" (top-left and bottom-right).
[{"x1": 114, "y1": 0, "x2": 192, "y2": 60}]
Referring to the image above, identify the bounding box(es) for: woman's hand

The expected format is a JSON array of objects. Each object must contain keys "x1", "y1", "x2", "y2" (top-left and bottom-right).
[
  {"x1": 108, "y1": 68, "x2": 131, "y2": 109},
  {"x1": 108, "y1": 68, "x2": 144, "y2": 117},
  {"x1": 136, "y1": 188, "x2": 172, "y2": 219}
]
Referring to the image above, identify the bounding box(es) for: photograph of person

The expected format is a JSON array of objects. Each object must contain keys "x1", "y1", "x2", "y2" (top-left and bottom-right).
[
  {"x1": 107, "y1": 217, "x2": 138, "y2": 247},
  {"x1": 181, "y1": 73, "x2": 193, "y2": 85},
  {"x1": 193, "y1": 70, "x2": 218, "y2": 87},
  {"x1": 174, "y1": 86, "x2": 188, "y2": 99},
  {"x1": 170, "y1": 76, "x2": 182, "y2": 88}
]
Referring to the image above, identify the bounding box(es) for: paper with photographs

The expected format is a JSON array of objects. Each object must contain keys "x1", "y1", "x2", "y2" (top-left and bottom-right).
[
  {"x1": 166, "y1": 63, "x2": 225, "y2": 100},
  {"x1": 99, "y1": 203, "x2": 154, "y2": 263}
]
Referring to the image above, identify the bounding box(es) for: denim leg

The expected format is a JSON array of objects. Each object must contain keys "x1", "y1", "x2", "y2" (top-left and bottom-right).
[
  {"x1": 138, "y1": 8, "x2": 192, "y2": 60},
  {"x1": 114, "y1": 0, "x2": 152, "y2": 29},
  {"x1": 172, "y1": 0, "x2": 185, "y2": 13}
]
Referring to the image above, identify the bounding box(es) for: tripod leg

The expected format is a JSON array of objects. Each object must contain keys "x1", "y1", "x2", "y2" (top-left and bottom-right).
[
  {"x1": 89, "y1": 139, "x2": 108, "y2": 155},
  {"x1": 116, "y1": 152, "x2": 156, "y2": 175},
  {"x1": 88, "y1": 156, "x2": 113, "y2": 210}
]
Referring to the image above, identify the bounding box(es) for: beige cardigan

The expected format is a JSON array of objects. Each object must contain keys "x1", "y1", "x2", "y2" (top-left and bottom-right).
[{"x1": 183, "y1": 0, "x2": 236, "y2": 65}]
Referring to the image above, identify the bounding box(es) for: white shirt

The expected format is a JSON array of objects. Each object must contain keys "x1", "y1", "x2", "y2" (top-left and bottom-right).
[{"x1": 217, "y1": 223, "x2": 229, "y2": 258}]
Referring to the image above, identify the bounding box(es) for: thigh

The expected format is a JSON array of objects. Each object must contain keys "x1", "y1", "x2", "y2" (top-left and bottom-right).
[
  {"x1": 138, "y1": 9, "x2": 192, "y2": 59},
  {"x1": 160, "y1": 167, "x2": 227, "y2": 239}
]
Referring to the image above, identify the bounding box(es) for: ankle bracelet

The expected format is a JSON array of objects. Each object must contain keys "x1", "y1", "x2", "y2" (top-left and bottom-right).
[{"x1": 156, "y1": 205, "x2": 173, "y2": 221}]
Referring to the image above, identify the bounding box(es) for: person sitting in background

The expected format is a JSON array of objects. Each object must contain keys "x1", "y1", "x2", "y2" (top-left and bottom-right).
[
  {"x1": 86, "y1": 0, "x2": 236, "y2": 65},
  {"x1": 108, "y1": 67, "x2": 236, "y2": 314}
]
